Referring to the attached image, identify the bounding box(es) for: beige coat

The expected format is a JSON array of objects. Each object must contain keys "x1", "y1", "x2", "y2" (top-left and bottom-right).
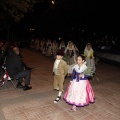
[
  {"x1": 53, "y1": 59, "x2": 68, "y2": 92},
  {"x1": 53, "y1": 59, "x2": 68, "y2": 76}
]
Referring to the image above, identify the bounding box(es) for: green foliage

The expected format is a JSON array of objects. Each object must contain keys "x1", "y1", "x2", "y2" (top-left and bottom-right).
[{"x1": 83, "y1": 67, "x2": 94, "y2": 76}]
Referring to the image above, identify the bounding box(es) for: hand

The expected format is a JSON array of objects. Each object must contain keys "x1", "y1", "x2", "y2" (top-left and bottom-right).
[{"x1": 79, "y1": 73, "x2": 84, "y2": 78}]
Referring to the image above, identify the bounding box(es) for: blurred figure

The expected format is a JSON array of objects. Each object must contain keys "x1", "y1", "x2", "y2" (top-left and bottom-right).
[
  {"x1": 59, "y1": 40, "x2": 66, "y2": 51},
  {"x1": 52, "y1": 40, "x2": 59, "y2": 59},
  {"x1": 64, "y1": 41, "x2": 76, "y2": 76},
  {"x1": 84, "y1": 43, "x2": 96, "y2": 72}
]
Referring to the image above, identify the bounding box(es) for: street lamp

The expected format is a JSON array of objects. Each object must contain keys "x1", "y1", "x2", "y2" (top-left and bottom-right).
[{"x1": 52, "y1": 0, "x2": 55, "y2": 5}]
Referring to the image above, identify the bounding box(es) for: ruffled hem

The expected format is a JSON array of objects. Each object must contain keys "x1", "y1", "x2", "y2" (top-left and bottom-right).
[{"x1": 63, "y1": 98, "x2": 95, "y2": 107}]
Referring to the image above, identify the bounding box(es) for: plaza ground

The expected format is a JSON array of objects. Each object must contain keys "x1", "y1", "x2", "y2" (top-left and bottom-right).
[{"x1": 0, "y1": 49, "x2": 120, "y2": 120}]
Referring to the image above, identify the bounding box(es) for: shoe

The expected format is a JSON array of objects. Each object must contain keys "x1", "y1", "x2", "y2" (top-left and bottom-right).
[
  {"x1": 16, "y1": 83, "x2": 24, "y2": 88},
  {"x1": 23, "y1": 86, "x2": 32, "y2": 91},
  {"x1": 69, "y1": 106, "x2": 76, "y2": 112},
  {"x1": 69, "y1": 108, "x2": 76, "y2": 112},
  {"x1": 54, "y1": 96, "x2": 61, "y2": 103}
]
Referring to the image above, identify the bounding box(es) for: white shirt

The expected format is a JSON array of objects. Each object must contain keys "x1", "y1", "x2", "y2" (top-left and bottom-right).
[
  {"x1": 54, "y1": 59, "x2": 60, "y2": 69},
  {"x1": 53, "y1": 59, "x2": 61, "y2": 75}
]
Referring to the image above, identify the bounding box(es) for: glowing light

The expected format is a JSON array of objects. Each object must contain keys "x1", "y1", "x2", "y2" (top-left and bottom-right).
[{"x1": 52, "y1": 0, "x2": 55, "y2": 5}]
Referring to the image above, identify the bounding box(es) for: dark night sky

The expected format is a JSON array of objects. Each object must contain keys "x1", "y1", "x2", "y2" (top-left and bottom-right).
[{"x1": 16, "y1": 0, "x2": 119, "y2": 39}]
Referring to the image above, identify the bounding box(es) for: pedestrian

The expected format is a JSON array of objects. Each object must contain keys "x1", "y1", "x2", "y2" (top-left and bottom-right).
[
  {"x1": 53, "y1": 49, "x2": 68, "y2": 103},
  {"x1": 64, "y1": 55, "x2": 95, "y2": 111},
  {"x1": 64, "y1": 41, "x2": 76, "y2": 76},
  {"x1": 84, "y1": 43, "x2": 96, "y2": 73}
]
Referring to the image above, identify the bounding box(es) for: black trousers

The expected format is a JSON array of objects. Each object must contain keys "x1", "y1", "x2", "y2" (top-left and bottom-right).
[{"x1": 14, "y1": 70, "x2": 31, "y2": 85}]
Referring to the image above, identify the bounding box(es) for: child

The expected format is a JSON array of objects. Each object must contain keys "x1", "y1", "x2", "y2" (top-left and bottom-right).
[
  {"x1": 53, "y1": 49, "x2": 68, "y2": 103},
  {"x1": 63, "y1": 55, "x2": 95, "y2": 111}
]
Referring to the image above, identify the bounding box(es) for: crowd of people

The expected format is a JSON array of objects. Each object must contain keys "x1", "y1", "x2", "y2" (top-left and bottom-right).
[
  {"x1": 29, "y1": 38, "x2": 96, "y2": 111},
  {"x1": 0, "y1": 38, "x2": 96, "y2": 111},
  {"x1": 30, "y1": 38, "x2": 96, "y2": 74}
]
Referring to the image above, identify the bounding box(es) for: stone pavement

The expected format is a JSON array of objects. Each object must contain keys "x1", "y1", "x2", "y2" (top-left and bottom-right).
[{"x1": 0, "y1": 49, "x2": 120, "y2": 120}]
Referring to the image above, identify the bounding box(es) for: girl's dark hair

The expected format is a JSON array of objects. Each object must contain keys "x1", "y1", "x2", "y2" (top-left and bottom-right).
[{"x1": 77, "y1": 54, "x2": 85, "y2": 61}]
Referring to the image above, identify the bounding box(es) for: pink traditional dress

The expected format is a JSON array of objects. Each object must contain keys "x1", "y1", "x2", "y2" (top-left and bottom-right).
[{"x1": 64, "y1": 63, "x2": 95, "y2": 107}]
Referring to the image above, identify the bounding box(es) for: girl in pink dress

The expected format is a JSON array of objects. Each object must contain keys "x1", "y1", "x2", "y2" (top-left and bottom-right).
[{"x1": 64, "y1": 55, "x2": 95, "y2": 111}]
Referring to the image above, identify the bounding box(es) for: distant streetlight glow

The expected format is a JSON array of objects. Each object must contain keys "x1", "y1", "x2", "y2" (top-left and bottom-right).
[{"x1": 52, "y1": 0, "x2": 55, "y2": 5}]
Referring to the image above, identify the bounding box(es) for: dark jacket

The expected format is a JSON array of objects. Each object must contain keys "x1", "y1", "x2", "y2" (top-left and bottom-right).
[{"x1": 5, "y1": 51, "x2": 24, "y2": 78}]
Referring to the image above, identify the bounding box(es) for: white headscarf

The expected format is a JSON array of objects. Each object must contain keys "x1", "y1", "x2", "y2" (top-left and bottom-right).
[
  {"x1": 84, "y1": 43, "x2": 93, "y2": 56},
  {"x1": 68, "y1": 41, "x2": 75, "y2": 49}
]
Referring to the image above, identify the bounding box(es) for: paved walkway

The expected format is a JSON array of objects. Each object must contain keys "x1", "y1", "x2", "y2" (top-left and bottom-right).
[{"x1": 0, "y1": 49, "x2": 120, "y2": 120}]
